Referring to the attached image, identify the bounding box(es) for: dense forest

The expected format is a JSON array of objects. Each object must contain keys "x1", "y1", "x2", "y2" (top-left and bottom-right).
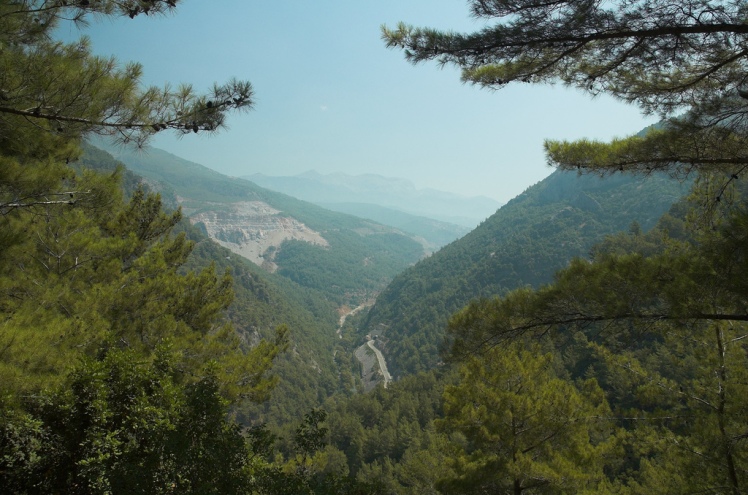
[
  {"x1": 4, "y1": 1, "x2": 748, "y2": 495},
  {"x1": 362, "y1": 170, "x2": 689, "y2": 376}
]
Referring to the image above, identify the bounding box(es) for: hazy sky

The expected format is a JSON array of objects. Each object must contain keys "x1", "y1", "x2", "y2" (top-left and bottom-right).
[{"x1": 60, "y1": 1, "x2": 658, "y2": 203}]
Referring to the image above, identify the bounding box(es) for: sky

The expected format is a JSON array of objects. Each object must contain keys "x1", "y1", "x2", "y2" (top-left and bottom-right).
[{"x1": 57, "y1": 0, "x2": 658, "y2": 204}]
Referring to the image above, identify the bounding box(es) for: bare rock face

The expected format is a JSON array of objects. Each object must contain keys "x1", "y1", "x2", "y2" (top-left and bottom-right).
[{"x1": 189, "y1": 201, "x2": 328, "y2": 271}]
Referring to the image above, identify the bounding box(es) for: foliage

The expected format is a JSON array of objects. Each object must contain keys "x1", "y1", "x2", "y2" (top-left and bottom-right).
[
  {"x1": 443, "y1": 205, "x2": 748, "y2": 493},
  {"x1": 375, "y1": 3, "x2": 748, "y2": 494},
  {"x1": 274, "y1": 231, "x2": 423, "y2": 304},
  {"x1": 0, "y1": 170, "x2": 285, "y2": 401},
  {"x1": 0, "y1": 2, "x2": 301, "y2": 492},
  {"x1": 249, "y1": 408, "x2": 386, "y2": 495},
  {"x1": 323, "y1": 371, "x2": 453, "y2": 491},
  {"x1": 1, "y1": 347, "x2": 256, "y2": 495},
  {"x1": 104, "y1": 144, "x2": 426, "y2": 306},
  {"x1": 324, "y1": 203, "x2": 748, "y2": 493},
  {"x1": 445, "y1": 201, "x2": 748, "y2": 355},
  {"x1": 383, "y1": 1, "x2": 748, "y2": 181},
  {"x1": 177, "y1": 223, "x2": 342, "y2": 428},
  {"x1": 437, "y1": 342, "x2": 613, "y2": 494},
  {"x1": 363, "y1": 170, "x2": 688, "y2": 376},
  {"x1": 1, "y1": 1, "x2": 253, "y2": 148}
]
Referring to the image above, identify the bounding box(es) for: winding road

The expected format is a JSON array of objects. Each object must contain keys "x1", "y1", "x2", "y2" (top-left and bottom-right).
[
  {"x1": 366, "y1": 340, "x2": 393, "y2": 388},
  {"x1": 339, "y1": 301, "x2": 393, "y2": 389},
  {"x1": 337, "y1": 301, "x2": 373, "y2": 338}
]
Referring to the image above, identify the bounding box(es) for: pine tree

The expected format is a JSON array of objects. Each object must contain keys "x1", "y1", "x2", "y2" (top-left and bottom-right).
[
  {"x1": 436, "y1": 342, "x2": 613, "y2": 494},
  {"x1": 0, "y1": 0, "x2": 280, "y2": 396},
  {"x1": 0, "y1": 0, "x2": 253, "y2": 149},
  {"x1": 0, "y1": 2, "x2": 290, "y2": 491},
  {"x1": 383, "y1": 5, "x2": 748, "y2": 490},
  {"x1": 383, "y1": 1, "x2": 748, "y2": 182},
  {"x1": 443, "y1": 216, "x2": 748, "y2": 493}
]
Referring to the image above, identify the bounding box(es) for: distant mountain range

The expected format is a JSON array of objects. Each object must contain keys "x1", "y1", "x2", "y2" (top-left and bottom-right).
[
  {"x1": 95, "y1": 144, "x2": 425, "y2": 307},
  {"x1": 312, "y1": 202, "x2": 471, "y2": 253},
  {"x1": 244, "y1": 171, "x2": 502, "y2": 229}
]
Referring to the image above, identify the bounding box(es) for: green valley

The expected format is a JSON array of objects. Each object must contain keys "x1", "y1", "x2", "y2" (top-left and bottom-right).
[
  {"x1": 5, "y1": 1, "x2": 748, "y2": 494},
  {"x1": 361, "y1": 170, "x2": 689, "y2": 376},
  {"x1": 102, "y1": 144, "x2": 425, "y2": 306}
]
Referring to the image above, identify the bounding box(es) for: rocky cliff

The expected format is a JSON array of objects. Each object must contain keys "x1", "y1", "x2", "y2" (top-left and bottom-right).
[{"x1": 189, "y1": 201, "x2": 328, "y2": 272}]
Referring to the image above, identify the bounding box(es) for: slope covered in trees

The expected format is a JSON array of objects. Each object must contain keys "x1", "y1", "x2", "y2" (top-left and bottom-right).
[
  {"x1": 345, "y1": 1, "x2": 748, "y2": 493},
  {"x1": 8, "y1": 0, "x2": 748, "y2": 493},
  {"x1": 302, "y1": 182, "x2": 748, "y2": 493},
  {"x1": 322, "y1": 193, "x2": 748, "y2": 494},
  {"x1": 0, "y1": 2, "x2": 378, "y2": 493},
  {"x1": 363, "y1": 169, "x2": 689, "y2": 376},
  {"x1": 78, "y1": 141, "x2": 370, "y2": 428},
  {"x1": 103, "y1": 145, "x2": 425, "y2": 306}
]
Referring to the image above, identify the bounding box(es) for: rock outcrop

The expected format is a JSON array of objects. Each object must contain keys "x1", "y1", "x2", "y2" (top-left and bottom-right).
[{"x1": 190, "y1": 201, "x2": 328, "y2": 271}]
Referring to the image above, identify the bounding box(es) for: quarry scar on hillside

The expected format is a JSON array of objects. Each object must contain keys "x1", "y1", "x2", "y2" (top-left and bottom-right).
[{"x1": 189, "y1": 201, "x2": 329, "y2": 271}]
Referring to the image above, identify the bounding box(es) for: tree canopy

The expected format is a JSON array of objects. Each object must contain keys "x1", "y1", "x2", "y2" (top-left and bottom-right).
[
  {"x1": 382, "y1": 2, "x2": 748, "y2": 493},
  {"x1": 383, "y1": 0, "x2": 748, "y2": 344},
  {"x1": 0, "y1": 2, "x2": 302, "y2": 493},
  {"x1": 383, "y1": 0, "x2": 748, "y2": 180},
  {"x1": 1, "y1": 0, "x2": 253, "y2": 150},
  {"x1": 0, "y1": 0, "x2": 270, "y2": 397}
]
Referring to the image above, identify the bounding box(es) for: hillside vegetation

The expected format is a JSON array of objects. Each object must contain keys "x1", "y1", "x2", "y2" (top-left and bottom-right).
[
  {"x1": 6, "y1": 1, "x2": 748, "y2": 493},
  {"x1": 363, "y1": 170, "x2": 690, "y2": 376},
  {"x1": 78, "y1": 143, "x2": 350, "y2": 427},
  {"x1": 103, "y1": 145, "x2": 425, "y2": 306}
]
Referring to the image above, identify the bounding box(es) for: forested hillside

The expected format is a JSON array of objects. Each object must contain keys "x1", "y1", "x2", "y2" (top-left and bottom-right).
[
  {"x1": 104, "y1": 145, "x2": 425, "y2": 306},
  {"x1": 6, "y1": 1, "x2": 748, "y2": 494},
  {"x1": 80, "y1": 143, "x2": 368, "y2": 427},
  {"x1": 0, "y1": 3, "x2": 378, "y2": 493},
  {"x1": 362, "y1": 170, "x2": 689, "y2": 376},
  {"x1": 342, "y1": 1, "x2": 748, "y2": 492}
]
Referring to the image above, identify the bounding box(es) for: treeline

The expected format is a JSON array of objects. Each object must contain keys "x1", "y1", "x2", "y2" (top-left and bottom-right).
[
  {"x1": 0, "y1": 2, "x2": 372, "y2": 492},
  {"x1": 80, "y1": 141, "x2": 356, "y2": 430}
]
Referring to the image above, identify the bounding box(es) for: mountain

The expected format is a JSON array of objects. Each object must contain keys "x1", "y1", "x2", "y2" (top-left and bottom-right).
[
  {"x1": 314, "y1": 202, "x2": 471, "y2": 252},
  {"x1": 79, "y1": 143, "x2": 356, "y2": 427},
  {"x1": 359, "y1": 170, "x2": 691, "y2": 378},
  {"x1": 98, "y1": 145, "x2": 425, "y2": 307},
  {"x1": 244, "y1": 171, "x2": 502, "y2": 229}
]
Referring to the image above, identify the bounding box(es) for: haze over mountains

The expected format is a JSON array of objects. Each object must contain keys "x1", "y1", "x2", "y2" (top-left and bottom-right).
[
  {"x1": 245, "y1": 171, "x2": 502, "y2": 228},
  {"x1": 77, "y1": 140, "x2": 700, "y2": 491},
  {"x1": 99, "y1": 144, "x2": 426, "y2": 306}
]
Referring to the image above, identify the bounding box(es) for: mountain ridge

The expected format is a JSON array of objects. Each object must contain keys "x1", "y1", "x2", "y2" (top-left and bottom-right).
[
  {"x1": 360, "y1": 169, "x2": 691, "y2": 378},
  {"x1": 245, "y1": 171, "x2": 502, "y2": 228},
  {"x1": 95, "y1": 143, "x2": 426, "y2": 307}
]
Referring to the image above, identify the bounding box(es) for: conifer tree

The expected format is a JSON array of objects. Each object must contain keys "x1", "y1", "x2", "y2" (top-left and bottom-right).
[
  {"x1": 385, "y1": 3, "x2": 748, "y2": 492},
  {"x1": 444, "y1": 217, "x2": 748, "y2": 493},
  {"x1": 383, "y1": 1, "x2": 748, "y2": 182},
  {"x1": 0, "y1": 2, "x2": 289, "y2": 492},
  {"x1": 437, "y1": 342, "x2": 613, "y2": 494},
  {"x1": 1, "y1": 0, "x2": 254, "y2": 149},
  {"x1": 0, "y1": 0, "x2": 271, "y2": 395}
]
